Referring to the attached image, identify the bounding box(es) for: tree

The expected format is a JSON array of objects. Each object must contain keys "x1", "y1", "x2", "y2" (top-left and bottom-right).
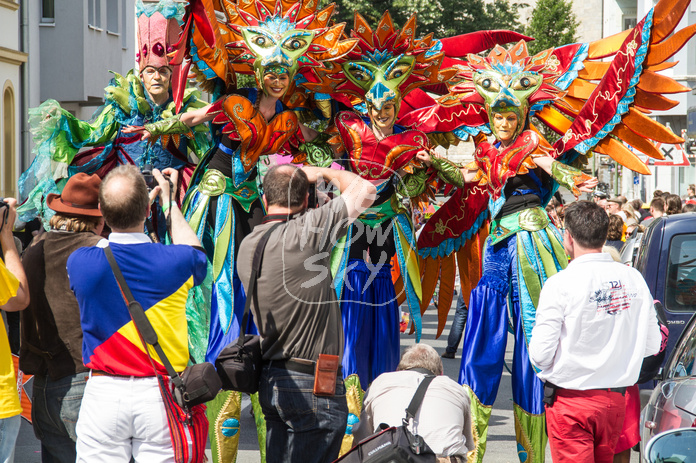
[
  {"x1": 331, "y1": 0, "x2": 526, "y2": 38},
  {"x1": 525, "y1": 0, "x2": 578, "y2": 55}
]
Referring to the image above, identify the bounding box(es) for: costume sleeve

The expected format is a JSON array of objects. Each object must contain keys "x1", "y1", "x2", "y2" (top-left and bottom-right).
[
  {"x1": 430, "y1": 155, "x2": 466, "y2": 189},
  {"x1": 17, "y1": 100, "x2": 119, "y2": 224},
  {"x1": 397, "y1": 169, "x2": 430, "y2": 198},
  {"x1": 528, "y1": 277, "x2": 565, "y2": 373},
  {"x1": 550, "y1": 160, "x2": 593, "y2": 197}
]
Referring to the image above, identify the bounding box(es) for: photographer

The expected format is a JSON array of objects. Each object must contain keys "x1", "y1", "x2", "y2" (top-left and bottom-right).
[
  {"x1": 0, "y1": 198, "x2": 30, "y2": 462},
  {"x1": 67, "y1": 166, "x2": 206, "y2": 462},
  {"x1": 237, "y1": 164, "x2": 376, "y2": 463}
]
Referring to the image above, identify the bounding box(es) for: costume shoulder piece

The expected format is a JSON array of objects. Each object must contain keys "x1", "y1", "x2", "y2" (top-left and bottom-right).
[
  {"x1": 335, "y1": 111, "x2": 427, "y2": 180},
  {"x1": 207, "y1": 94, "x2": 299, "y2": 172}
]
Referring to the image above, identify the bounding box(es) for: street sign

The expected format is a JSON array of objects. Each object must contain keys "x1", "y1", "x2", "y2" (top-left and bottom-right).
[{"x1": 647, "y1": 140, "x2": 690, "y2": 167}]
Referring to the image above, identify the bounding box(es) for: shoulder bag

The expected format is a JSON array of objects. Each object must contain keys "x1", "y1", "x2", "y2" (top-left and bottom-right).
[
  {"x1": 215, "y1": 223, "x2": 281, "y2": 393},
  {"x1": 334, "y1": 372, "x2": 438, "y2": 463}
]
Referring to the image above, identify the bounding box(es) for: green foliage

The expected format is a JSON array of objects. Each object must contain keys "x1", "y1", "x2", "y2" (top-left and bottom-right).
[
  {"x1": 525, "y1": 0, "x2": 578, "y2": 55},
  {"x1": 331, "y1": 0, "x2": 526, "y2": 38}
]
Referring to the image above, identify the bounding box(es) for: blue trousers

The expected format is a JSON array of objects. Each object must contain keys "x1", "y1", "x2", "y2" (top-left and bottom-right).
[
  {"x1": 258, "y1": 364, "x2": 348, "y2": 463},
  {"x1": 31, "y1": 373, "x2": 88, "y2": 463}
]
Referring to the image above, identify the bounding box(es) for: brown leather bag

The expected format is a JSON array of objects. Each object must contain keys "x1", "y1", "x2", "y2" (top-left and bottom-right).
[{"x1": 313, "y1": 354, "x2": 339, "y2": 396}]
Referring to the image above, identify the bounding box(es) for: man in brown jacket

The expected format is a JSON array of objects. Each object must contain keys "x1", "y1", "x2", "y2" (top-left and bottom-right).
[{"x1": 20, "y1": 173, "x2": 104, "y2": 463}]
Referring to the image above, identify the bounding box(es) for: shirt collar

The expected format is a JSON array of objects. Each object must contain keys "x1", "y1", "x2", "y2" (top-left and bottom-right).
[
  {"x1": 568, "y1": 252, "x2": 613, "y2": 267},
  {"x1": 108, "y1": 232, "x2": 152, "y2": 245}
]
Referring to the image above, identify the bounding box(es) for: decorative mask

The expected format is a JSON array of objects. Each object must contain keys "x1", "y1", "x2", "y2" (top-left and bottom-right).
[
  {"x1": 301, "y1": 11, "x2": 457, "y2": 121},
  {"x1": 240, "y1": 17, "x2": 315, "y2": 93},
  {"x1": 445, "y1": 41, "x2": 565, "y2": 142}
]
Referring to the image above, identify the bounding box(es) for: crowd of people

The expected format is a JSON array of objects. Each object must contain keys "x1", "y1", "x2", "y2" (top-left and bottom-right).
[{"x1": 1, "y1": 0, "x2": 694, "y2": 462}]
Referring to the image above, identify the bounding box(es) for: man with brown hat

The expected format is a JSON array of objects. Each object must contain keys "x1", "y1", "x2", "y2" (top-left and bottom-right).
[{"x1": 20, "y1": 172, "x2": 104, "y2": 463}]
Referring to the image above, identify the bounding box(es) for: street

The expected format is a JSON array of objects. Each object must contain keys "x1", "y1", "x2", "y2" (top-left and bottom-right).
[{"x1": 14, "y1": 302, "x2": 552, "y2": 462}]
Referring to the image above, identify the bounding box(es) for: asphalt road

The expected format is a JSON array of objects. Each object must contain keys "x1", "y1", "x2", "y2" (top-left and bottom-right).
[{"x1": 14, "y1": 302, "x2": 579, "y2": 462}]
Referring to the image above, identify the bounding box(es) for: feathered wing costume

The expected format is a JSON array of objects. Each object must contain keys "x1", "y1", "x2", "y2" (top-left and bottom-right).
[
  {"x1": 161, "y1": 1, "x2": 356, "y2": 460},
  {"x1": 402, "y1": 0, "x2": 696, "y2": 461},
  {"x1": 17, "y1": 0, "x2": 211, "y2": 230}
]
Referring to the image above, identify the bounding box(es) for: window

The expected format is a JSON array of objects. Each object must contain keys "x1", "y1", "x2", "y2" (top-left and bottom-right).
[
  {"x1": 664, "y1": 234, "x2": 696, "y2": 313},
  {"x1": 106, "y1": 0, "x2": 119, "y2": 34},
  {"x1": 2, "y1": 86, "x2": 16, "y2": 198},
  {"x1": 41, "y1": 0, "x2": 55, "y2": 24},
  {"x1": 665, "y1": 318, "x2": 696, "y2": 379},
  {"x1": 88, "y1": 0, "x2": 102, "y2": 29},
  {"x1": 624, "y1": 17, "x2": 637, "y2": 31}
]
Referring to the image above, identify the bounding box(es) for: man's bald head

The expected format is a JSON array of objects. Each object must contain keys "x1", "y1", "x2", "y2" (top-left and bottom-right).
[
  {"x1": 263, "y1": 164, "x2": 309, "y2": 209},
  {"x1": 99, "y1": 165, "x2": 150, "y2": 231}
]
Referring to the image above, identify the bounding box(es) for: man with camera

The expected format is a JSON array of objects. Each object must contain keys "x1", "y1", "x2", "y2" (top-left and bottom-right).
[
  {"x1": 236, "y1": 164, "x2": 376, "y2": 462},
  {"x1": 67, "y1": 166, "x2": 207, "y2": 462},
  {"x1": 529, "y1": 200, "x2": 661, "y2": 462}
]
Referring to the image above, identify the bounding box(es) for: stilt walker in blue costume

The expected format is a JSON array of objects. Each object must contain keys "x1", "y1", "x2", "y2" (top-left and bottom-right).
[
  {"x1": 411, "y1": 0, "x2": 696, "y2": 458},
  {"x1": 126, "y1": 0, "x2": 358, "y2": 460},
  {"x1": 18, "y1": 0, "x2": 211, "y2": 238}
]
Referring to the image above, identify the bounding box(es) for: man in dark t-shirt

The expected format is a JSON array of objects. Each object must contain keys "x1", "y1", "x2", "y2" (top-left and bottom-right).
[{"x1": 237, "y1": 164, "x2": 376, "y2": 463}]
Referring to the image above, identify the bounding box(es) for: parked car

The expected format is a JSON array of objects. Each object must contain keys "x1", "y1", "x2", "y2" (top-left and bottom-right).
[
  {"x1": 639, "y1": 310, "x2": 696, "y2": 455},
  {"x1": 633, "y1": 213, "x2": 696, "y2": 361}
]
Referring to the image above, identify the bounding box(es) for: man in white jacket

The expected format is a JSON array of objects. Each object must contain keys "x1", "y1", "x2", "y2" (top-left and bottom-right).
[{"x1": 529, "y1": 200, "x2": 661, "y2": 463}]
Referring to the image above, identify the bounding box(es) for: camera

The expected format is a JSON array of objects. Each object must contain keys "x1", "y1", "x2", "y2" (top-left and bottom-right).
[{"x1": 141, "y1": 164, "x2": 156, "y2": 190}]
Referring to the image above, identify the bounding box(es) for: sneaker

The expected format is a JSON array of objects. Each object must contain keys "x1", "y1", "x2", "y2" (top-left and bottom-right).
[{"x1": 441, "y1": 351, "x2": 455, "y2": 359}]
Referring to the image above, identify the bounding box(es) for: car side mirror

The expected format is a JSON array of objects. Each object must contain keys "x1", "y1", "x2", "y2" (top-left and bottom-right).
[{"x1": 644, "y1": 427, "x2": 696, "y2": 462}]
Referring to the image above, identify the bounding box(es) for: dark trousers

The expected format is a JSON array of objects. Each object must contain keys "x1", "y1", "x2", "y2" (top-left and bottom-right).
[
  {"x1": 445, "y1": 292, "x2": 468, "y2": 355},
  {"x1": 259, "y1": 364, "x2": 348, "y2": 463},
  {"x1": 31, "y1": 373, "x2": 88, "y2": 463}
]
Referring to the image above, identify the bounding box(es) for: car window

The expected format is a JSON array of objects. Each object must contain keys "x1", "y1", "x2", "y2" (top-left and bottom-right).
[
  {"x1": 664, "y1": 234, "x2": 696, "y2": 313},
  {"x1": 665, "y1": 317, "x2": 696, "y2": 379}
]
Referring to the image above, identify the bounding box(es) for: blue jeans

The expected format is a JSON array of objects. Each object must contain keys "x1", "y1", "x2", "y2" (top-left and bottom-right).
[
  {"x1": 445, "y1": 292, "x2": 468, "y2": 355},
  {"x1": 259, "y1": 364, "x2": 348, "y2": 463},
  {"x1": 31, "y1": 373, "x2": 88, "y2": 463},
  {"x1": 0, "y1": 414, "x2": 20, "y2": 463}
]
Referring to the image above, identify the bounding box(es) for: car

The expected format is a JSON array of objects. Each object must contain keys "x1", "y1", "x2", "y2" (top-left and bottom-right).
[
  {"x1": 633, "y1": 213, "x2": 696, "y2": 363},
  {"x1": 639, "y1": 309, "x2": 696, "y2": 455}
]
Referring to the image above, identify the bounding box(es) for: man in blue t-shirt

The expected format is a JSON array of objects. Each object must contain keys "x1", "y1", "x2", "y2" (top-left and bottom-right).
[{"x1": 67, "y1": 165, "x2": 207, "y2": 463}]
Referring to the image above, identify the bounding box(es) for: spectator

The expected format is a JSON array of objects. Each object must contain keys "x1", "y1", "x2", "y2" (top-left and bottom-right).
[
  {"x1": 629, "y1": 199, "x2": 646, "y2": 220},
  {"x1": 0, "y1": 198, "x2": 30, "y2": 463},
  {"x1": 20, "y1": 173, "x2": 104, "y2": 462},
  {"x1": 605, "y1": 197, "x2": 626, "y2": 220},
  {"x1": 529, "y1": 200, "x2": 661, "y2": 462},
  {"x1": 642, "y1": 197, "x2": 665, "y2": 227},
  {"x1": 665, "y1": 194, "x2": 682, "y2": 215},
  {"x1": 605, "y1": 215, "x2": 624, "y2": 252},
  {"x1": 593, "y1": 190, "x2": 608, "y2": 204},
  {"x1": 686, "y1": 184, "x2": 695, "y2": 201},
  {"x1": 683, "y1": 203, "x2": 696, "y2": 213},
  {"x1": 67, "y1": 166, "x2": 207, "y2": 462},
  {"x1": 653, "y1": 190, "x2": 664, "y2": 198},
  {"x1": 354, "y1": 344, "x2": 474, "y2": 461},
  {"x1": 442, "y1": 292, "x2": 467, "y2": 359},
  {"x1": 237, "y1": 165, "x2": 376, "y2": 463}
]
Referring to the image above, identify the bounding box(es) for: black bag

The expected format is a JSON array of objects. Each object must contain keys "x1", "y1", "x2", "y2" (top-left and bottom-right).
[
  {"x1": 215, "y1": 224, "x2": 281, "y2": 394},
  {"x1": 104, "y1": 246, "x2": 222, "y2": 409},
  {"x1": 177, "y1": 361, "x2": 222, "y2": 408},
  {"x1": 334, "y1": 374, "x2": 437, "y2": 463},
  {"x1": 637, "y1": 300, "x2": 670, "y2": 384},
  {"x1": 216, "y1": 334, "x2": 263, "y2": 393}
]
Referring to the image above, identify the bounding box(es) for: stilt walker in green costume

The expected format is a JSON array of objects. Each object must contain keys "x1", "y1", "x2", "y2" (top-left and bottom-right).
[{"x1": 126, "y1": 0, "x2": 358, "y2": 460}]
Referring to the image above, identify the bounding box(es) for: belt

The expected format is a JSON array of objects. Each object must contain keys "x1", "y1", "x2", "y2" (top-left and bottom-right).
[
  {"x1": 557, "y1": 385, "x2": 627, "y2": 395},
  {"x1": 90, "y1": 370, "x2": 155, "y2": 379},
  {"x1": 269, "y1": 358, "x2": 343, "y2": 377}
]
